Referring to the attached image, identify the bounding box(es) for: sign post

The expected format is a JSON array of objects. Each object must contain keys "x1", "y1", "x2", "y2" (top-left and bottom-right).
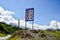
[
  {"x1": 32, "y1": 21, "x2": 34, "y2": 30},
  {"x1": 25, "y1": 8, "x2": 34, "y2": 30},
  {"x1": 25, "y1": 21, "x2": 27, "y2": 30},
  {"x1": 18, "y1": 19, "x2": 20, "y2": 30}
]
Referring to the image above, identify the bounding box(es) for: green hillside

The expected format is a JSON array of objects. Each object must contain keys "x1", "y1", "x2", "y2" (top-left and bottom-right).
[{"x1": 0, "y1": 22, "x2": 22, "y2": 34}]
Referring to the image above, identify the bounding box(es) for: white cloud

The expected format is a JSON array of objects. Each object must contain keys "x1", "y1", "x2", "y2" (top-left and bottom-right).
[
  {"x1": 0, "y1": 6, "x2": 15, "y2": 24},
  {"x1": 57, "y1": 22, "x2": 60, "y2": 29},
  {"x1": 0, "y1": 7, "x2": 4, "y2": 13},
  {"x1": 50, "y1": 20, "x2": 57, "y2": 27},
  {"x1": 0, "y1": 6, "x2": 60, "y2": 30},
  {"x1": 49, "y1": 20, "x2": 60, "y2": 30}
]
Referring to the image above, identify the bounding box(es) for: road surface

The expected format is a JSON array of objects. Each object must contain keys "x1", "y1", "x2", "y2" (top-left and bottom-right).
[{"x1": 0, "y1": 35, "x2": 11, "y2": 40}]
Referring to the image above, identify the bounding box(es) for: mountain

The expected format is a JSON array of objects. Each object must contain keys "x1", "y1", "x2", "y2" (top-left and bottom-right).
[{"x1": 46, "y1": 28, "x2": 60, "y2": 31}]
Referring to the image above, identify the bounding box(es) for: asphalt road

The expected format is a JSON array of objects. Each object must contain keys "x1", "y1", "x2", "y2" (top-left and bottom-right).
[{"x1": 0, "y1": 35, "x2": 11, "y2": 40}]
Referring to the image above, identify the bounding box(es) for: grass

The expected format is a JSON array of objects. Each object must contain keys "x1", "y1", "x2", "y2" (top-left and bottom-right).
[
  {"x1": 0, "y1": 33, "x2": 7, "y2": 37},
  {"x1": 7, "y1": 30, "x2": 27, "y2": 40},
  {"x1": 8, "y1": 35, "x2": 21, "y2": 40},
  {"x1": 46, "y1": 31, "x2": 60, "y2": 40}
]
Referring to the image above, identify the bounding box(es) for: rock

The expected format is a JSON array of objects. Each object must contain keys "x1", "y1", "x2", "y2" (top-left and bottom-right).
[{"x1": 30, "y1": 30, "x2": 39, "y2": 33}]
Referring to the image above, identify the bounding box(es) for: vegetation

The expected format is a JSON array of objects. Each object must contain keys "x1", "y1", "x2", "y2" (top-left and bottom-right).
[
  {"x1": 0, "y1": 22, "x2": 60, "y2": 40},
  {"x1": 8, "y1": 35, "x2": 21, "y2": 40},
  {"x1": 0, "y1": 22, "x2": 25, "y2": 40},
  {"x1": 0, "y1": 22, "x2": 23, "y2": 34},
  {"x1": 46, "y1": 31, "x2": 60, "y2": 40},
  {"x1": 0, "y1": 33, "x2": 7, "y2": 37}
]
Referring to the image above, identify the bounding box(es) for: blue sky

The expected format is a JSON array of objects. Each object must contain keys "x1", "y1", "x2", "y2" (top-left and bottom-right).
[{"x1": 0, "y1": 0, "x2": 60, "y2": 25}]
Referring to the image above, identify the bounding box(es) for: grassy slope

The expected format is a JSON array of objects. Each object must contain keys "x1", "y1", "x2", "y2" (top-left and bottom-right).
[
  {"x1": 0, "y1": 22, "x2": 23, "y2": 33},
  {"x1": 0, "y1": 22, "x2": 22, "y2": 37},
  {"x1": 0, "y1": 22, "x2": 24, "y2": 40},
  {"x1": 8, "y1": 35, "x2": 21, "y2": 40},
  {"x1": 46, "y1": 31, "x2": 60, "y2": 40},
  {"x1": 0, "y1": 33, "x2": 7, "y2": 37}
]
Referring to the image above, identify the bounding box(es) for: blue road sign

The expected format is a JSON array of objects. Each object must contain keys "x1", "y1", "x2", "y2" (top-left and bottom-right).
[{"x1": 25, "y1": 8, "x2": 34, "y2": 21}]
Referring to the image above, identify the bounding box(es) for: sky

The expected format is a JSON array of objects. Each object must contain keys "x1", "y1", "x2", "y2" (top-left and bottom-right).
[{"x1": 0, "y1": 0, "x2": 60, "y2": 26}]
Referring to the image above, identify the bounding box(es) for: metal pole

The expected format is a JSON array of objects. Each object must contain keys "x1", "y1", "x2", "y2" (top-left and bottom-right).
[
  {"x1": 32, "y1": 21, "x2": 34, "y2": 30},
  {"x1": 18, "y1": 19, "x2": 20, "y2": 30},
  {"x1": 57, "y1": 25, "x2": 58, "y2": 31},
  {"x1": 25, "y1": 21, "x2": 27, "y2": 30}
]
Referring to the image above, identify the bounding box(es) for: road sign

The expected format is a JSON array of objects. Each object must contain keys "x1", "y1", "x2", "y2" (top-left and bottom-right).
[{"x1": 25, "y1": 8, "x2": 34, "y2": 21}]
